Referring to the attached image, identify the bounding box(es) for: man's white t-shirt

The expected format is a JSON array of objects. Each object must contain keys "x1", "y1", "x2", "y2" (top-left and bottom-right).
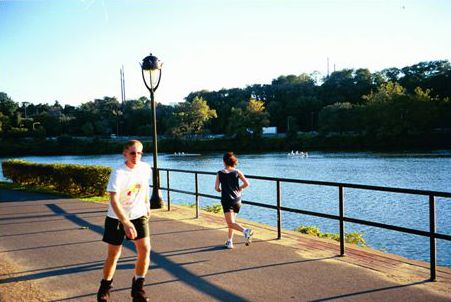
[{"x1": 106, "y1": 161, "x2": 151, "y2": 220}]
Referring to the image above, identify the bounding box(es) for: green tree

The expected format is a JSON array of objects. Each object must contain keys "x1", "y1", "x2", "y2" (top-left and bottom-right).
[
  {"x1": 227, "y1": 98, "x2": 270, "y2": 139},
  {"x1": 320, "y1": 69, "x2": 375, "y2": 106},
  {"x1": 81, "y1": 122, "x2": 95, "y2": 136},
  {"x1": 153, "y1": 103, "x2": 176, "y2": 135},
  {"x1": 266, "y1": 73, "x2": 318, "y2": 132},
  {"x1": 319, "y1": 102, "x2": 362, "y2": 133},
  {"x1": 170, "y1": 96, "x2": 217, "y2": 136},
  {"x1": 362, "y1": 81, "x2": 406, "y2": 104},
  {"x1": 286, "y1": 115, "x2": 299, "y2": 140},
  {"x1": 34, "y1": 112, "x2": 61, "y2": 136},
  {"x1": 436, "y1": 97, "x2": 451, "y2": 129},
  {"x1": 361, "y1": 82, "x2": 440, "y2": 137},
  {"x1": 227, "y1": 106, "x2": 247, "y2": 137},
  {"x1": 400, "y1": 60, "x2": 451, "y2": 95},
  {"x1": 361, "y1": 82, "x2": 407, "y2": 136},
  {"x1": 0, "y1": 92, "x2": 18, "y2": 117},
  {"x1": 246, "y1": 98, "x2": 270, "y2": 138},
  {"x1": 0, "y1": 92, "x2": 18, "y2": 134},
  {"x1": 0, "y1": 112, "x2": 5, "y2": 133},
  {"x1": 185, "y1": 88, "x2": 248, "y2": 134},
  {"x1": 121, "y1": 97, "x2": 151, "y2": 135}
]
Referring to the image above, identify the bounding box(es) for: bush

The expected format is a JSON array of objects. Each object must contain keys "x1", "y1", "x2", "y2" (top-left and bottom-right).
[
  {"x1": 294, "y1": 225, "x2": 321, "y2": 236},
  {"x1": 202, "y1": 203, "x2": 223, "y2": 214},
  {"x1": 344, "y1": 232, "x2": 367, "y2": 246},
  {"x1": 2, "y1": 159, "x2": 111, "y2": 196},
  {"x1": 294, "y1": 225, "x2": 366, "y2": 247}
]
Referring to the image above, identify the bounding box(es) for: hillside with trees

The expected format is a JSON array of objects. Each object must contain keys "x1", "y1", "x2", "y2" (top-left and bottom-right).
[{"x1": 1, "y1": 60, "x2": 450, "y2": 154}]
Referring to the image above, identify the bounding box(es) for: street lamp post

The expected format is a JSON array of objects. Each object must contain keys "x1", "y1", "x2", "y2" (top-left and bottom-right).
[{"x1": 141, "y1": 53, "x2": 164, "y2": 209}]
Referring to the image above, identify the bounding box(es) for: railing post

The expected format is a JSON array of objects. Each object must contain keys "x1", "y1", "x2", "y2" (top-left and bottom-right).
[
  {"x1": 195, "y1": 172, "x2": 199, "y2": 219},
  {"x1": 339, "y1": 186, "x2": 345, "y2": 256},
  {"x1": 276, "y1": 180, "x2": 282, "y2": 239},
  {"x1": 429, "y1": 194, "x2": 436, "y2": 282},
  {"x1": 167, "y1": 170, "x2": 171, "y2": 211}
]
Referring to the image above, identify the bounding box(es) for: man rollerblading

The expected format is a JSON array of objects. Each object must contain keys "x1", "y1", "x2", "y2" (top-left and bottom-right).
[{"x1": 96, "y1": 140, "x2": 152, "y2": 302}]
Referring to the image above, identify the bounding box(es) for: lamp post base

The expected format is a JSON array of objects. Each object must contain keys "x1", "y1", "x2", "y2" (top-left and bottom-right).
[{"x1": 150, "y1": 187, "x2": 164, "y2": 209}]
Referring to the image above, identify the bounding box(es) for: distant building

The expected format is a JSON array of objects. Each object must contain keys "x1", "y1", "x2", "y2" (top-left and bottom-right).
[{"x1": 262, "y1": 127, "x2": 277, "y2": 135}]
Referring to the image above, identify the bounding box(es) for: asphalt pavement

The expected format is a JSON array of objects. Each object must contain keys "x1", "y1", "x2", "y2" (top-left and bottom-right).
[{"x1": 0, "y1": 189, "x2": 449, "y2": 302}]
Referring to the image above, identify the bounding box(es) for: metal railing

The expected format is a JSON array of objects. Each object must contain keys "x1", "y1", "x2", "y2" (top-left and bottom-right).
[{"x1": 156, "y1": 167, "x2": 451, "y2": 281}]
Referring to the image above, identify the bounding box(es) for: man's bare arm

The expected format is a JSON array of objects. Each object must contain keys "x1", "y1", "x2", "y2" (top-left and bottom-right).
[{"x1": 110, "y1": 192, "x2": 137, "y2": 239}]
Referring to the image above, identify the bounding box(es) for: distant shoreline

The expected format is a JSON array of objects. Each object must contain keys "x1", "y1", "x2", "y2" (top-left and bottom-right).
[{"x1": 1, "y1": 133, "x2": 451, "y2": 157}]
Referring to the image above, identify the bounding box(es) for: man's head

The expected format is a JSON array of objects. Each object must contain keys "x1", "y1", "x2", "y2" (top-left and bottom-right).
[{"x1": 123, "y1": 140, "x2": 143, "y2": 167}]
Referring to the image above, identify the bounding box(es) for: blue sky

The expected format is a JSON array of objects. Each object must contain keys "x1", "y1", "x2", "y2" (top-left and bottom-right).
[{"x1": 1, "y1": 0, "x2": 450, "y2": 106}]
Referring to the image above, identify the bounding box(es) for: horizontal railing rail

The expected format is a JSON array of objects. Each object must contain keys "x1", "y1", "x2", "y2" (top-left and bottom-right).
[
  {"x1": 157, "y1": 167, "x2": 451, "y2": 198},
  {"x1": 155, "y1": 167, "x2": 451, "y2": 281}
]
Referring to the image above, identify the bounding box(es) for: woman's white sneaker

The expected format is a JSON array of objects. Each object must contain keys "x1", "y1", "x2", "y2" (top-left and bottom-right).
[
  {"x1": 225, "y1": 240, "x2": 234, "y2": 249},
  {"x1": 243, "y1": 228, "x2": 254, "y2": 246}
]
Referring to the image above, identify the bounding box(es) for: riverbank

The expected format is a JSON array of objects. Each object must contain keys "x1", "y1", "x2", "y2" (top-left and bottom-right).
[{"x1": 1, "y1": 132, "x2": 451, "y2": 156}]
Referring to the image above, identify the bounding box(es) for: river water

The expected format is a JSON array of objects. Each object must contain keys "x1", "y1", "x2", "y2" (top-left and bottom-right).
[{"x1": 1, "y1": 151, "x2": 450, "y2": 266}]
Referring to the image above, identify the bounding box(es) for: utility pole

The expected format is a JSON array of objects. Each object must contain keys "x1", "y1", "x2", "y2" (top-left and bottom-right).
[
  {"x1": 22, "y1": 102, "x2": 29, "y2": 119},
  {"x1": 121, "y1": 65, "x2": 126, "y2": 104},
  {"x1": 119, "y1": 65, "x2": 126, "y2": 136},
  {"x1": 327, "y1": 57, "x2": 330, "y2": 79}
]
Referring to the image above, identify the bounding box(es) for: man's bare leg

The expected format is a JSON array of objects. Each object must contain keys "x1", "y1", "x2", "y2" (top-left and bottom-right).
[
  {"x1": 131, "y1": 237, "x2": 151, "y2": 302},
  {"x1": 103, "y1": 244, "x2": 122, "y2": 280},
  {"x1": 97, "y1": 244, "x2": 122, "y2": 302}
]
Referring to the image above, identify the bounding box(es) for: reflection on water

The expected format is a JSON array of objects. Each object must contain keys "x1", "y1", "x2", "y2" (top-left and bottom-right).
[{"x1": 1, "y1": 151, "x2": 450, "y2": 266}]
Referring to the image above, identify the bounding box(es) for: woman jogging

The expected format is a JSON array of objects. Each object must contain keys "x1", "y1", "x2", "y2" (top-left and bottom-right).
[{"x1": 215, "y1": 152, "x2": 253, "y2": 249}]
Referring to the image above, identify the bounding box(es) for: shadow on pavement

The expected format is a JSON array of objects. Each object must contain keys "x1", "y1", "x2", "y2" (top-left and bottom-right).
[
  {"x1": 0, "y1": 256, "x2": 136, "y2": 277},
  {"x1": 0, "y1": 210, "x2": 105, "y2": 222},
  {"x1": 0, "y1": 258, "x2": 136, "y2": 284},
  {"x1": 0, "y1": 227, "x2": 85, "y2": 238},
  {"x1": 43, "y1": 203, "x2": 254, "y2": 302},
  {"x1": 0, "y1": 215, "x2": 105, "y2": 226},
  {"x1": 0, "y1": 189, "x2": 65, "y2": 202},
  {"x1": 0, "y1": 239, "x2": 100, "y2": 254}
]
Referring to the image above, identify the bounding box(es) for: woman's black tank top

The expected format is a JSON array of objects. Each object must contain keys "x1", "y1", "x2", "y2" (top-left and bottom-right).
[{"x1": 218, "y1": 169, "x2": 241, "y2": 204}]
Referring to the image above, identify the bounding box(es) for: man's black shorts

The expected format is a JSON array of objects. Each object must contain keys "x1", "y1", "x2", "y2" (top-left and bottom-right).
[
  {"x1": 102, "y1": 216, "x2": 150, "y2": 245},
  {"x1": 221, "y1": 201, "x2": 241, "y2": 213}
]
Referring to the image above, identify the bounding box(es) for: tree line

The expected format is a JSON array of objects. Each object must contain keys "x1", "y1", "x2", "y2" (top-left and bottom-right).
[{"x1": 1, "y1": 60, "x2": 450, "y2": 142}]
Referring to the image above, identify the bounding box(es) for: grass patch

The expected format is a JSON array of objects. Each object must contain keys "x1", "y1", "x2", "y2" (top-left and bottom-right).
[
  {"x1": 0, "y1": 181, "x2": 69, "y2": 196},
  {"x1": 178, "y1": 202, "x2": 223, "y2": 214},
  {"x1": 294, "y1": 225, "x2": 367, "y2": 247},
  {"x1": 177, "y1": 202, "x2": 223, "y2": 214},
  {"x1": 180, "y1": 202, "x2": 196, "y2": 208},
  {"x1": 79, "y1": 195, "x2": 109, "y2": 203}
]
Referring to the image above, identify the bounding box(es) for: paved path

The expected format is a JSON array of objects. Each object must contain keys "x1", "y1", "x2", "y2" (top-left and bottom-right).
[{"x1": 0, "y1": 189, "x2": 450, "y2": 301}]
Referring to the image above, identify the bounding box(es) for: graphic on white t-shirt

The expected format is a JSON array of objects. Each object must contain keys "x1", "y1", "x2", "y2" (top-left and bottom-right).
[
  {"x1": 106, "y1": 162, "x2": 151, "y2": 220},
  {"x1": 121, "y1": 183, "x2": 142, "y2": 206}
]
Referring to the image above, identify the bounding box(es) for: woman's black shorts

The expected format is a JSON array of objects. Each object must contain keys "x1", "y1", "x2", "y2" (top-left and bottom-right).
[
  {"x1": 102, "y1": 216, "x2": 150, "y2": 245},
  {"x1": 221, "y1": 201, "x2": 241, "y2": 213}
]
